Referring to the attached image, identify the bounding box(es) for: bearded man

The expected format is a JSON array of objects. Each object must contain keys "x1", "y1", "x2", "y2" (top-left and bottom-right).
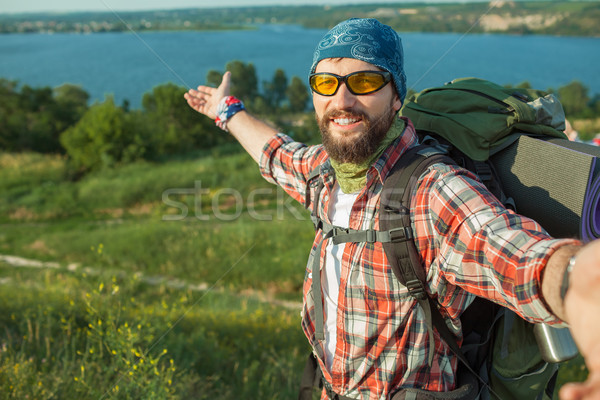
[{"x1": 185, "y1": 18, "x2": 600, "y2": 400}]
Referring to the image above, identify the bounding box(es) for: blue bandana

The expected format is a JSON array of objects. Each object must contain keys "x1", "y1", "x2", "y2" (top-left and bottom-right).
[{"x1": 310, "y1": 18, "x2": 407, "y2": 102}]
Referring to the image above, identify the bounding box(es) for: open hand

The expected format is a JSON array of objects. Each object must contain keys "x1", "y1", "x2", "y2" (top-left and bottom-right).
[
  {"x1": 560, "y1": 240, "x2": 600, "y2": 399},
  {"x1": 184, "y1": 71, "x2": 231, "y2": 120}
]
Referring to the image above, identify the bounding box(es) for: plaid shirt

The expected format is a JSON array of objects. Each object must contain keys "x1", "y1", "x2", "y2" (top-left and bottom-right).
[{"x1": 259, "y1": 118, "x2": 578, "y2": 400}]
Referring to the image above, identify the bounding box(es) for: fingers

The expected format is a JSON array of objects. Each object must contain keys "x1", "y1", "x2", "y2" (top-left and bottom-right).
[
  {"x1": 183, "y1": 71, "x2": 232, "y2": 119},
  {"x1": 184, "y1": 86, "x2": 216, "y2": 116},
  {"x1": 560, "y1": 371, "x2": 600, "y2": 399}
]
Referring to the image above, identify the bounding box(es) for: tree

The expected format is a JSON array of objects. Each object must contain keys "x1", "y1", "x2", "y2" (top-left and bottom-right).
[
  {"x1": 286, "y1": 76, "x2": 309, "y2": 113},
  {"x1": 263, "y1": 69, "x2": 288, "y2": 109},
  {"x1": 206, "y1": 70, "x2": 223, "y2": 88},
  {"x1": 0, "y1": 80, "x2": 89, "y2": 153},
  {"x1": 13, "y1": 84, "x2": 63, "y2": 153},
  {"x1": 60, "y1": 96, "x2": 146, "y2": 174},
  {"x1": 54, "y1": 84, "x2": 89, "y2": 112},
  {"x1": 0, "y1": 79, "x2": 20, "y2": 150},
  {"x1": 225, "y1": 60, "x2": 259, "y2": 100},
  {"x1": 53, "y1": 83, "x2": 89, "y2": 134},
  {"x1": 141, "y1": 82, "x2": 230, "y2": 156},
  {"x1": 558, "y1": 81, "x2": 590, "y2": 117}
]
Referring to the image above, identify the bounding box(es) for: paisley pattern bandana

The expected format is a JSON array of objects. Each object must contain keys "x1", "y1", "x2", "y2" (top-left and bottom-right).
[
  {"x1": 310, "y1": 18, "x2": 407, "y2": 102},
  {"x1": 215, "y1": 95, "x2": 245, "y2": 132}
]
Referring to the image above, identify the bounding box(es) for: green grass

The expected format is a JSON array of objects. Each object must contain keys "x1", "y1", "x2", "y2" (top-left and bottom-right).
[
  {"x1": 1, "y1": 215, "x2": 313, "y2": 298},
  {"x1": 0, "y1": 264, "x2": 310, "y2": 399}
]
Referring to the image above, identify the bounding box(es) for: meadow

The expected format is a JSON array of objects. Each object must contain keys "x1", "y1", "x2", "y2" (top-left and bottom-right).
[
  {"x1": 0, "y1": 150, "x2": 317, "y2": 399},
  {"x1": 0, "y1": 150, "x2": 588, "y2": 399}
]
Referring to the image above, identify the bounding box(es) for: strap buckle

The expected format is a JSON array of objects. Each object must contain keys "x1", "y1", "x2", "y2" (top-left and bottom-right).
[
  {"x1": 405, "y1": 279, "x2": 427, "y2": 300},
  {"x1": 332, "y1": 226, "x2": 350, "y2": 236},
  {"x1": 388, "y1": 227, "x2": 413, "y2": 243},
  {"x1": 366, "y1": 229, "x2": 377, "y2": 243},
  {"x1": 473, "y1": 161, "x2": 492, "y2": 182}
]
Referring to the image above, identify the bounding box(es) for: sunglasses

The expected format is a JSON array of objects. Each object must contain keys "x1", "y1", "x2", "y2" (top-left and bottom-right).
[{"x1": 309, "y1": 70, "x2": 392, "y2": 96}]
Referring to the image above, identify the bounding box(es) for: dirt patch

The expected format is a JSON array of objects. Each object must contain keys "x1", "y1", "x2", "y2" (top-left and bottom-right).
[
  {"x1": 9, "y1": 207, "x2": 38, "y2": 221},
  {"x1": 27, "y1": 239, "x2": 56, "y2": 256},
  {"x1": 96, "y1": 208, "x2": 125, "y2": 218},
  {"x1": 128, "y1": 202, "x2": 156, "y2": 216}
]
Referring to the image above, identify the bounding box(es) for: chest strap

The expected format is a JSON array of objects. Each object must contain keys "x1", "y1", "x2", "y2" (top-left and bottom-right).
[{"x1": 309, "y1": 221, "x2": 415, "y2": 342}]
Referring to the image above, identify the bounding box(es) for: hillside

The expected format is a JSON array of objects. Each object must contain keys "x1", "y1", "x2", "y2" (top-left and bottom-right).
[{"x1": 0, "y1": 1, "x2": 598, "y2": 36}]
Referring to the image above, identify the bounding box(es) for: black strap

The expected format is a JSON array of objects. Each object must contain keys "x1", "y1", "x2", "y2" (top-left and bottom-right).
[
  {"x1": 545, "y1": 369, "x2": 559, "y2": 399},
  {"x1": 380, "y1": 145, "x2": 454, "y2": 366},
  {"x1": 298, "y1": 353, "x2": 321, "y2": 400},
  {"x1": 305, "y1": 160, "x2": 329, "y2": 212}
]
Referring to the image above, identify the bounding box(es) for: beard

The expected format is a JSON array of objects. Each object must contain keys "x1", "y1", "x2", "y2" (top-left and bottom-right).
[{"x1": 317, "y1": 104, "x2": 397, "y2": 164}]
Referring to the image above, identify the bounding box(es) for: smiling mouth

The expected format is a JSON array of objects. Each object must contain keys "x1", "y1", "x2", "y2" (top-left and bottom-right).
[{"x1": 331, "y1": 115, "x2": 362, "y2": 127}]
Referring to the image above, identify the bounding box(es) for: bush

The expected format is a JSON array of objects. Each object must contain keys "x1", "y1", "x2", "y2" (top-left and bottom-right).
[{"x1": 60, "y1": 97, "x2": 148, "y2": 174}]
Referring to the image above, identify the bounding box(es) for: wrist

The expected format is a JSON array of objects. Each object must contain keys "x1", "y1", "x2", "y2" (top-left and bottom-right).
[
  {"x1": 215, "y1": 96, "x2": 245, "y2": 132},
  {"x1": 560, "y1": 255, "x2": 577, "y2": 304}
]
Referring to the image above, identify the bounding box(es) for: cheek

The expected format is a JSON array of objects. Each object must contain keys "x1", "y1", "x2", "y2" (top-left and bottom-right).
[{"x1": 312, "y1": 96, "x2": 329, "y2": 117}]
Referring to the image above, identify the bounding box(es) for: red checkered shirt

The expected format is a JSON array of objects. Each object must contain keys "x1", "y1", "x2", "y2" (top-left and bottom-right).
[{"x1": 259, "y1": 117, "x2": 578, "y2": 400}]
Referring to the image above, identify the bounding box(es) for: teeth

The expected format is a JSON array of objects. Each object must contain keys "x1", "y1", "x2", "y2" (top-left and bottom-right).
[{"x1": 333, "y1": 117, "x2": 360, "y2": 126}]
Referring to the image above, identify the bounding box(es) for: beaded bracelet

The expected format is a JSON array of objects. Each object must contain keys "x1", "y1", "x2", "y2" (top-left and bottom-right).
[{"x1": 215, "y1": 96, "x2": 245, "y2": 132}]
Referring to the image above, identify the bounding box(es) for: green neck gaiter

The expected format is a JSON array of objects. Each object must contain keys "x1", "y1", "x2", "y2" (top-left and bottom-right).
[{"x1": 330, "y1": 118, "x2": 406, "y2": 194}]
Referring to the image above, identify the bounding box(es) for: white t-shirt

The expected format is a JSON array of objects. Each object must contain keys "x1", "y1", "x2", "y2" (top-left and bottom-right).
[{"x1": 322, "y1": 183, "x2": 359, "y2": 369}]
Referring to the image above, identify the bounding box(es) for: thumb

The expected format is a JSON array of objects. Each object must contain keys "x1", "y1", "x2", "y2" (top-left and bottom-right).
[{"x1": 217, "y1": 71, "x2": 232, "y2": 98}]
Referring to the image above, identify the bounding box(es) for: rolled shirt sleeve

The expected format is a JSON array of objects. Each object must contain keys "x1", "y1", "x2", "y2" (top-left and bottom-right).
[{"x1": 412, "y1": 162, "x2": 581, "y2": 325}]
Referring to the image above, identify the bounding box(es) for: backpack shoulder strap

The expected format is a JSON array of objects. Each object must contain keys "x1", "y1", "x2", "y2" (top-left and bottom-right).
[
  {"x1": 305, "y1": 162, "x2": 325, "y2": 210},
  {"x1": 379, "y1": 145, "x2": 481, "y2": 370},
  {"x1": 380, "y1": 145, "x2": 504, "y2": 396},
  {"x1": 305, "y1": 160, "x2": 331, "y2": 231},
  {"x1": 379, "y1": 144, "x2": 453, "y2": 296}
]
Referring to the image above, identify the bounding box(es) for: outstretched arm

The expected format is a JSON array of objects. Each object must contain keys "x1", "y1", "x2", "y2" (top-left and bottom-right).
[
  {"x1": 542, "y1": 241, "x2": 600, "y2": 399},
  {"x1": 184, "y1": 71, "x2": 279, "y2": 163}
]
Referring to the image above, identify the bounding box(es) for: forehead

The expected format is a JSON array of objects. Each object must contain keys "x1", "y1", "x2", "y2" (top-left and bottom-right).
[{"x1": 314, "y1": 58, "x2": 380, "y2": 74}]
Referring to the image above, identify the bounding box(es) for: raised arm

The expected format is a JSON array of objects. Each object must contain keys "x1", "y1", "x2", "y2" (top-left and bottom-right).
[
  {"x1": 184, "y1": 71, "x2": 279, "y2": 163},
  {"x1": 542, "y1": 241, "x2": 600, "y2": 399}
]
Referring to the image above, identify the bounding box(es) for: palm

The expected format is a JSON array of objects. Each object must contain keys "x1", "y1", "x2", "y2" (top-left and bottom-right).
[{"x1": 184, "y1": 71, "x2": 231, "y2": 120}]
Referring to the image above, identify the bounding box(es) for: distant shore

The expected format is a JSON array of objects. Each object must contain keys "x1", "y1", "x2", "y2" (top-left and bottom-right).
[{"x1": 0, "y1": 1, "x2": 598, "y2": 37}]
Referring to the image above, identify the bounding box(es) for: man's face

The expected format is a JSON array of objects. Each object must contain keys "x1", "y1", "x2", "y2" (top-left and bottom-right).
[{"x1": 313, "y1": 58, "x2": 403, "y2": 164}]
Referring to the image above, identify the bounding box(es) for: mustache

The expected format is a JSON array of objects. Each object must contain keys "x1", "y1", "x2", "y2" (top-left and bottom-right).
[{"x1": 322, "y1": 108, "x2": 368, "y2": 121}]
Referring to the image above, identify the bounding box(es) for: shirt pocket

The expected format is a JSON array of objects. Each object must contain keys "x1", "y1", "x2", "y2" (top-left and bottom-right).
[{"x1": 347, "y1": 243, "x2": 414, "y2": 314}]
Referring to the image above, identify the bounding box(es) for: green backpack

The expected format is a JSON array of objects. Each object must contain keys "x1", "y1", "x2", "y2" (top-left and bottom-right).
[
  {"x1": 400, "y1": 77, "x2": 568, "y2": 162},
  {"x1": 300, "y1": 78, "x2": 585, "y2": 400},
  {"x1": 401, "y1": 77, "x2": 600, "y2": 241}
]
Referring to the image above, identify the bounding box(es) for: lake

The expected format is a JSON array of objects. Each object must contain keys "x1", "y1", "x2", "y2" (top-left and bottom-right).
[{"x1": 1, "y1": 24, "x2": 599, "y2": 108}]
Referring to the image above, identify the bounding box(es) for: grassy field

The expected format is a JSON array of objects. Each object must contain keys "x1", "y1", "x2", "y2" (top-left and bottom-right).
[{"x1": 0, "y1": 151, "x2": 588, "y2": 399}]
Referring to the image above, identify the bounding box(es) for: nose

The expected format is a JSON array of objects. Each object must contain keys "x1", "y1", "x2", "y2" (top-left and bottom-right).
[{"x1": 331, "y1": 81, "x2": 357, "y2": 110}]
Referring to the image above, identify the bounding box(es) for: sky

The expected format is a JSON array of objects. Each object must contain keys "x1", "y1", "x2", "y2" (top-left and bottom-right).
[{"x1": 1, "y1": 0, "x2": 466, "y2": 14}]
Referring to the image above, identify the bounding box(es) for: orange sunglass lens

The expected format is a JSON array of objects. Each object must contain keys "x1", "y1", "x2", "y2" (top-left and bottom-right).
[
  {"x1": 347, "y1": 73, "x2": 386, "y2": 94},
  {"x1": 311, "y1": 75, "x2": 339, "y2": 95}
]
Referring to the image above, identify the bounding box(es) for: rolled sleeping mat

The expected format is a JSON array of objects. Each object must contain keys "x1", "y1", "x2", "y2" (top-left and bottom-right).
[{"x1": 490, "y1": 135, "x2": 600, "y2": 242}]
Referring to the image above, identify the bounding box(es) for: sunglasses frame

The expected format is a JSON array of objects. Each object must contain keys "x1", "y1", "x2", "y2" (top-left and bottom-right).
[{"x1": 309, "y1": 70, "x2": 392, "y2": 96}]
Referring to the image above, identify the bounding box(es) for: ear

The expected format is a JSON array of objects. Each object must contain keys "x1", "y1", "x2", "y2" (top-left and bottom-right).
[{"x1": 392, "y1": 95, "x2": 403, "y2": 113}]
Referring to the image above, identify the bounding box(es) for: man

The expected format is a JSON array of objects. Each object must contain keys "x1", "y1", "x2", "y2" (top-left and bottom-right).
[{"x1": 185, "y1": 18, "x2": 600, "y2": 400}]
